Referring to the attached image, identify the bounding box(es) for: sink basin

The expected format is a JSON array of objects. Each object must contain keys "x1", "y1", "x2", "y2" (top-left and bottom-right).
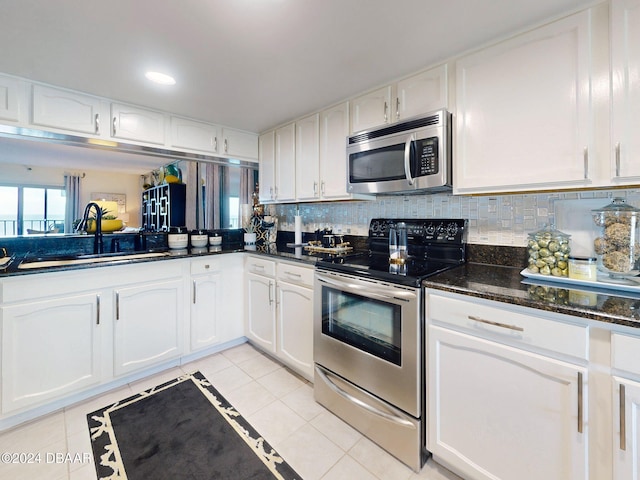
[{"x1": 18, "y1": 251, "x2": 171, "y2": 269}]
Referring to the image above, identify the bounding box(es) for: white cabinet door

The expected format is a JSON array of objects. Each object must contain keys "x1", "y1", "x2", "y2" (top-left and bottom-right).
[
  {"x1": 350, "y1": 85, "x2": 393, "y2": 133},
  {"x1": 221, "y1": 127, "x2": 258, "y2": 160},
  {"x1": 277, "y1": 281, "x2": 313, "y2": 380},
  {"x1": 611, "y1": 0, "x2": 640, "y2": 182},
  {"x1": 429, "y1": 325, "x2": 588, "y2": 480},
  {"x1": 454, "y1": 10, "x2": 594, "y2": 194},
  {"x1": 275, "y1": 122, "x2": 296, "y2": 202},
  {"x1": 259, "y1": 130, "x2": 276, "y2": 203},
  {"x1": 0, "y1": 74, "x2": 24, "y2": 123},
  {"x1": 190, "y1": 272, "x2": 221, "y2": 351},
  {"x1": 113, "y1": 278, "x2": 183, "y2": 376},
  {"x1": 111, "y1": 103, "x2": 165, "y2": 145},
  {"x1": 613, "y1": 377, "x2": 640, "y2": 480},
  {"x1": 295, "y1": 113, "x2": 320, "y2": 201},
  {"x1": 170, "y1": 116, "x2": 219, "y2": 153},
  {"x1": 319, "y1": 101, "x2": 351, "y2": 200},
  {"x1": 32, "y1": 84, "x2": 104, "y2": 135},
  {"x1": 1, "y1": 292, "x2": 102, "y2": 413},
  {"x1": 246, "y1": 272, "x2": 276, "y2": 353},
  {"x1": 396, "y1": 65, "x2": 448, "y2": 120}
]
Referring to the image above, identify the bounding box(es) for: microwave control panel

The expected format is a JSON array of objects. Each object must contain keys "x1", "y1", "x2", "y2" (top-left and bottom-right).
[{"x1": 414, "y1": 137, "x2": 439, "y2": 176}]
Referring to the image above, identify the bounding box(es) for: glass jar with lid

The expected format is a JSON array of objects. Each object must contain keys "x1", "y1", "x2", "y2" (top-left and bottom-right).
[
  {"x1": 527, "y1": 224, "x2": 571, "y2": 277},
  {"x1": 592, "y1": 197, "x2": 640, "y2": 278}
]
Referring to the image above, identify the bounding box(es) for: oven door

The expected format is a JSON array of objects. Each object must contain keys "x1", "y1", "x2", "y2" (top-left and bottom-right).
[{"x1": 314, "y1": 269, "x2": 421, "y2": 416}]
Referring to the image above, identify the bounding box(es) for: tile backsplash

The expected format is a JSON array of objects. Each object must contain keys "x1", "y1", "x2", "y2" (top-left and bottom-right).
[{"x1": 269, "y1": 188, "x2": 640, "y2": 247}]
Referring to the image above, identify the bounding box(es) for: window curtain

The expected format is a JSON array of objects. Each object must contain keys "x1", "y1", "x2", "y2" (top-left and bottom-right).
[{"x1": 64, "y1": 174, "x2": 82, "y2": 233}]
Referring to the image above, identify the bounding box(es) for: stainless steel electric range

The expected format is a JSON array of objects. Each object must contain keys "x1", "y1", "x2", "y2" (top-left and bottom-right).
[{"x1": 313, "y1": 218, "x2": 467, "y2": 471}]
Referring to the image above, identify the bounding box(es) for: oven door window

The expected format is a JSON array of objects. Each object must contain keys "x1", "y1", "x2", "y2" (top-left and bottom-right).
[{"x1": 321, "y1": 286, "x2": 401, "y2": 366}]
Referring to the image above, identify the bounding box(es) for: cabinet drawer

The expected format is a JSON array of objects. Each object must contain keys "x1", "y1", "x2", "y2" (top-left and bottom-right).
[
  {"x1": 246, "y1": 256, "x2": 276, "y2": 277},
  {"x1": 277, "y1": 262, "x2": 314, "y2": 287},
  {"x1": 427, "y1": 292, "x2": 588, "y2": 360},
  {"x1": 190, "y1": 257, "x2": 221, "y2": 275},
  {"x1": 612, "y1": 332, "x2": 640, "y2": 374}
]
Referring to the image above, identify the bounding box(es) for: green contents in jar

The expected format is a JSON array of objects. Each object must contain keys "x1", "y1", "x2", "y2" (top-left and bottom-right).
[{"x1": 527, "y1": 225, "x2": 571, "y2": 277}]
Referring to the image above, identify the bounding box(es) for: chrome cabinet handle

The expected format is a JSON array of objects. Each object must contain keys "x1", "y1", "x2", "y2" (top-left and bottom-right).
[
  {"x1": 214, "y1": 136, "x2": 218, "y2": 151},
  {"x1": 193, "y1": 280, "x2": 197, "y2": 304},
  {"x1": 96, "y1": 294, "x2": 101, "y2": 325},
  {"x1": 313, "y1": 181, "x2": 318, "y2": 196},
  {"x1": 396, "y1": 97, "x2": 400, "y2": 120},
  {"x1": 321, "y1": 181, "x2": 325, "y2": 195},
  {"x1": 620, "y1": 383, "x2": 626, "y2": 450},
  {"x1": 112, "y1": 117, "x2": 117, "y2": 136},
  {"x1": 224, "y1": 138, "x2": 228, "y2": 153},
  {"x1": 577, "y1": 371, "x2": 584, "y2": 434},
  {"x1": 615, "y1": 142, "x2": 621, "y2": 178},
  {"x1": 95, "y1": 114, "x2": 100, "y2": 135},
  {"x1": 468, "y1": 315, "x2": 524, "y2": 332},
  {"x1": 583, "y1": 147, "x2": 589, "y2": 180},
  {"x1": 384, "y1": 101, "x2": 388, "y2": 123},
  {"x1": 284, "y1": 271, "x2": 302, "y2": 278},
  {"x1": 268, "y1": 280, "x2": 273, "y2": 305},
  {"x1": 115, "y1": 292, "x2": 120, "y2": 320}
]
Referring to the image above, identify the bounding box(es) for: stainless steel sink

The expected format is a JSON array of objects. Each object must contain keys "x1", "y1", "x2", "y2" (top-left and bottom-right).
[{"x1": 17, "y1": 251, "x2": 171, "y2": 269}]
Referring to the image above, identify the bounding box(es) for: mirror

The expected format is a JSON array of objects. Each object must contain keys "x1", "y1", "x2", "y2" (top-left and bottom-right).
[{"x1": 0, "y1": 135, "x2": 258, "y2": 236}]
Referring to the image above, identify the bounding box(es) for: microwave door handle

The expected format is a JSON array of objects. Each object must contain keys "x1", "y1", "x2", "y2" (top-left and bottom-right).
[{"x1": 404, "y1": 134, "x2": 415, "y2": 185}]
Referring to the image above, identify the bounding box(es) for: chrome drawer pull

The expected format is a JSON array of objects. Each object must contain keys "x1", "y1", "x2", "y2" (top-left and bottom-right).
[
  {"x1": 577, "y1": 372, "x2": 584, "y2": 434},
  {"x1": 96, "y1": 294, "x2": 101, "y2": 325},
  {"x1": 468, "y1": 315, "x2": 524, "y2": 332},
  {"x1": 620, "y1": 383, "x2": 626, "y2": 450}
]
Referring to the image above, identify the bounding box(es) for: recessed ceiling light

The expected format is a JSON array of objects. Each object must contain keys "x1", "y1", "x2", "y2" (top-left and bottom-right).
[{"x1": 145, "y1": 71, "x2": 176, "y2": 85}]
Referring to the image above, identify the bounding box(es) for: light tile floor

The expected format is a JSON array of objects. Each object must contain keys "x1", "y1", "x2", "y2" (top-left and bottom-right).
[{"x1": 0, "y1": 343, "x2": 462, "y2": 480}]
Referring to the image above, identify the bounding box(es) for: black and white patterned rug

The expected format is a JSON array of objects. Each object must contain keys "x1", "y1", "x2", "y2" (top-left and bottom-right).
[{"x1": 87, "y1": 371, "x2": 301, "y2": 479}]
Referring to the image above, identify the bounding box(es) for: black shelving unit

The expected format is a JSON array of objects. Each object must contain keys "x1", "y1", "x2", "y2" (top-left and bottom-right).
[{"x1": 141, "y1": 183, "x2": 186, "y2": 231}]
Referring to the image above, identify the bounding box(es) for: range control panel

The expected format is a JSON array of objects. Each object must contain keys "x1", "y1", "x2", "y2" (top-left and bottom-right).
[{"x1": 369, "y1": 218, "x2": 467, "y2": 243}]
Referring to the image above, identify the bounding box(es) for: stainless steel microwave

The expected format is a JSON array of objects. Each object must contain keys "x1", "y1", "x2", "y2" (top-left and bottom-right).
[{"x1": 347, "y1": 109, "x2": 452, "y2": 195}]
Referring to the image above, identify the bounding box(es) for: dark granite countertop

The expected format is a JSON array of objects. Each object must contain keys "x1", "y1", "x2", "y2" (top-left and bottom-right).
[{"x1": 423, "y1": 262, "x2": 640, "y2": 329}]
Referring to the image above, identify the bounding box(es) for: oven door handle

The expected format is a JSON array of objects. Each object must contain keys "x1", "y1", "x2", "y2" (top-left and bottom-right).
[
  {"x1": 315, "y1": 366, "x2": 415, "y2": 428},
  {"x1": 317, "y1": 275, "x2": 416, "y2": 302},
  {"x1": 403, "y1": 133, "x2": 415, "y2": 186}
]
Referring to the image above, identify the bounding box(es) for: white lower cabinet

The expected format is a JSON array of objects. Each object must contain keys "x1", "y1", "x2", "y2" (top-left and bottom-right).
[
  {"x1": 113, "y1": 277, "x2": 184, "y2": 376},
  {"x1": 426, "y1": 291, "x2": 589, "y2": 480},
  {"x1": 245, "y1": 255, "x2": 314, "y2": 380},
  {"x1": 1, "y1": 292, "x2": 103, "y2": 413},
  {"x1": 189, "y1": 255, "x2": 245, "y2": 352},
  {"x1": 612, "y1": 331, "x2": 640, "y2": 479}
]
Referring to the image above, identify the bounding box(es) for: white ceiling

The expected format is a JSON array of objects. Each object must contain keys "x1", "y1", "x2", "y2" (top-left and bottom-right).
[{"x1": 1, "y1": 0, "x2": 596, "y2": 134}]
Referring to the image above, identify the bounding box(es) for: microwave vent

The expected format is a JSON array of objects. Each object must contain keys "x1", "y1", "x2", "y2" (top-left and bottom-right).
[{"x1": 349, "y1": 110, "x2": 444, "y2": 145}]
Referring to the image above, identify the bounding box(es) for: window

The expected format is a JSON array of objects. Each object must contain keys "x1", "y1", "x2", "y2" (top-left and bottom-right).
[{"x1": 0, "y1": 185, "x2": 66, "y2": 236}]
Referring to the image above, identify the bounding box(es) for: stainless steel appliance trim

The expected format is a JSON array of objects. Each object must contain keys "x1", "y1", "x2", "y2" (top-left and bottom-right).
[
  {"x1": 404, "y1": 133, "x2": 415, "y2": 185},
  {"x1": 316, "y1": 274, "x2": 417, "y2": 302},
  {"x1": 315, "y1": 365, "x2": 415, "y2": 427}
]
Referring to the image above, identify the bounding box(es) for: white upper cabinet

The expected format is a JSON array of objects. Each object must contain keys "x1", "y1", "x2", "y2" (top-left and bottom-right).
[
  {"x1": 396, "y1": 65, "x2": 448, "y2": 121},
  {"x1": 275, "y1": 122, "x2": 296, "y2": 202},
  {"x1": 454, "y1": 9, "x2": 599, "y2": 194},
  {"x1": 220, "y1": 127, "x2": 259, "y2": 160},
  {"x1": 111, "y1": 103, "x2": 166, "y2": 145},
  {"x1": 350, "y1": 65, "x2": 448, "y2": 133},
  {"x1": 0, "y1": 74, "x2": 25, "y2": 123},
  {"x1": 259, "y1": 130, "x2": 276, "y2": 203},
  {"x1": 32, "y1": 84, "x2": 106, "y2": 135},
  {"x1": 295, "y1": 113, "x2": 320, "y2": 201},
  {"x1": 350, "y1": 85, "x2": 393, "y2": 133},
  {"x1": 319, "y1": 101, "x2": 352, "y2": 200},
  {"x1": 170, "y1": 116, "x2": 219, "y2": 154},
  {"x1": 610, "y1": 0, "x2": 640, "y2": 182}
]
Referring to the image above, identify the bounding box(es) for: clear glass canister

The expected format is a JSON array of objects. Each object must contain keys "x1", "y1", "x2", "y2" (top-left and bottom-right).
[
  {"x1": 592, "y1": 197, "x2": 640, "y2": 278},
  {"x1": 527, "y1": 224, "x2": 571, "y2": 277}
]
